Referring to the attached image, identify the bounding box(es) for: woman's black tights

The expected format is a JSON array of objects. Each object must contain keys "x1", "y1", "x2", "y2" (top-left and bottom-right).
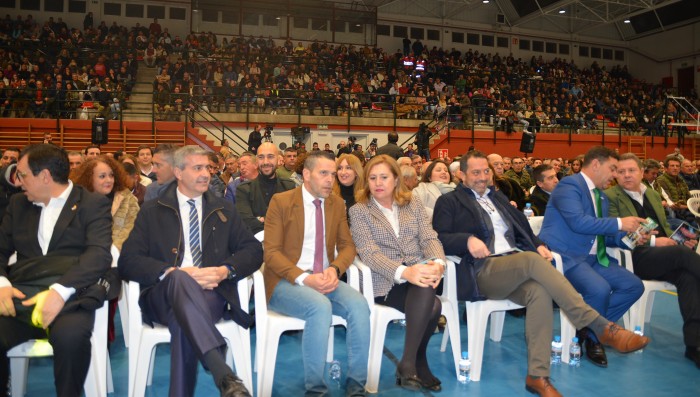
[{"x1": 398, "y1": 283, "x2": 442, "y2": 382}]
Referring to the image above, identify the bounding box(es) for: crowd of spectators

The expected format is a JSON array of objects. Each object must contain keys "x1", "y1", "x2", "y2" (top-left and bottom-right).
[
  {"x1": 1, "y1": 13, "x2": 698, "y2": 135},
  {"x1": 0, "y1": 13, "x2": 141, "y2": 119}
]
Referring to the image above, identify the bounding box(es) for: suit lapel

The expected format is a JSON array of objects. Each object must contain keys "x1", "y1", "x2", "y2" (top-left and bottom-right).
[
  {"x1": 575, "y1": 174, "x2": 597, "y2": 216},
  {"x1": 291, "y1": 189, "x2": 305, "y2": 254},
  {"x1": 48, "y1": 187, "x2": 80, "y2": 251}
]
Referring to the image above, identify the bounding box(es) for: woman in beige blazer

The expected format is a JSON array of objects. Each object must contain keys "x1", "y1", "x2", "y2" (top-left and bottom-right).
[{"x1": 349, "y1": 155, "x2": 447, "y2": 392}]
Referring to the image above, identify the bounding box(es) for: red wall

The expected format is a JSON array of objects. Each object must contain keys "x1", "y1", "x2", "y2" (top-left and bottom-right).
[{"x1": 430, "y1": 129, "x2": 693, "y2": 161}]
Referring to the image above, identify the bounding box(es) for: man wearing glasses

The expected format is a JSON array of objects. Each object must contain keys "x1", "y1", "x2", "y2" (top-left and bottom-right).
[
  {"x1": 0, "y1": 144, "x2": 113, "y2": 396},
  {"x1": 235, "y1": 142, "x2": 295, "y2": 234}
]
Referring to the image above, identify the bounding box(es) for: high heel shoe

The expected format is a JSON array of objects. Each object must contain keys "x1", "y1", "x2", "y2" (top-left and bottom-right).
[{"x1": 395, "y1": 370, "x2": 422, "y2": 391}]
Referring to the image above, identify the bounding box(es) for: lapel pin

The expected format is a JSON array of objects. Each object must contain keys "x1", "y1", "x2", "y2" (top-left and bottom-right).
[{"x1": 71, "y1": 204, "x2": 77, "y2": 211}]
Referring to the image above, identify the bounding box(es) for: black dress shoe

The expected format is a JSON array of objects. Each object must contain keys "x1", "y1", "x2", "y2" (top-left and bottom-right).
[
  {"x1": 218, "y1": 374, "x2": 251, "y2": 397},
  {"x1": 583, "y1": 337, "x2": 608, "y2": 368},
  {"x1": 685, "y1": 346, "x2": 700, "y2": 369},
  {"x1": 395, "y1": 370, "x2": 422, "y2": 391}
]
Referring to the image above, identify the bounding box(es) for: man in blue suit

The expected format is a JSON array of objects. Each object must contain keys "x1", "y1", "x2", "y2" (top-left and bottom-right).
[{"x1": 539, "y1": 146, "x2": 646, "y2": 368}]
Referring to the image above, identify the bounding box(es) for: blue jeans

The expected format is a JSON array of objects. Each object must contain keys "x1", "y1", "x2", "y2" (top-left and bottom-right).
[{"x1": 269, "y1": 279, "x2": 370, "y2": 395}]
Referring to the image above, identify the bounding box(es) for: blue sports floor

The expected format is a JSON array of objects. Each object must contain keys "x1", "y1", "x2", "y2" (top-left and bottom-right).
[{"x1": 17, "y1": 290, "x2": 700, "y2": 396}]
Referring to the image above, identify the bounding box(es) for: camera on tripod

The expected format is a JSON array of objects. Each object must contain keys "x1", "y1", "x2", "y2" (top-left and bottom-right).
[{"x1": 263, "y1": 123, "x2": 273, "y2": 142}]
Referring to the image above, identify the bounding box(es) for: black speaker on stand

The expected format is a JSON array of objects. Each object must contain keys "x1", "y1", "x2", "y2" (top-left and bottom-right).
[
  {"x1": 519, "y1": 132, "x2": 535, "y2": 154},
  {"x1": 91, "y1": 118, "x2": 109, "y2": 144}
]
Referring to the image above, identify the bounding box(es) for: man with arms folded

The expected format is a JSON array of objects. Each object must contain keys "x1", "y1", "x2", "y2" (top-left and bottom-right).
[
  {"x1": 433, "y1": 150, "x2": 649, "y2": 397},
  {"x1": 539, "y1": 146, "x2": 646, "y2": 368},
  {"x1": 263, "y1": 150, "x2": 370, "y2": 396},
  {"x1": 119, "y1": 146, "x2": 262, "y2": 397},
  {"x1": 0, "y1": 144, "x2": 113, "y2": 396},
  {"x1": 607, "y1": 153, "x2": 700, "y2": 369}
]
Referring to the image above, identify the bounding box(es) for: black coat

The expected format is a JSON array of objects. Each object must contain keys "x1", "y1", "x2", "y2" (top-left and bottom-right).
[
  {"x1": 433, "y1": 184, "x2": 543, "y2": 301},
  {"x1": 118, "y1": 182, "x2": 263, "y2": 328},
  {"x1": 529, "y1": 186, "x2": 550, "y2": 216},
  {"x1": 235, "y1": 176, "x2": 296, "y2": 234}
]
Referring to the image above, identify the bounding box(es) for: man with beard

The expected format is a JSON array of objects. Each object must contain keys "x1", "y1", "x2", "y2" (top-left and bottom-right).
[{"x1": 236, "y1": 142, "x2": 295, "y2": 234}]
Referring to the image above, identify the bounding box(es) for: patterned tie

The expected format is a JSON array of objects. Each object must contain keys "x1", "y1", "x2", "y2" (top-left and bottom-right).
[
  {"x1": 313, "y1": 199, "x2": 324, "y2": 274},
  {"x1": 187, "y1": 199, "x2": 202, "y2": 268},
  {"x1": 593, "y1": 188, "x2": 610, "y2": 267}
]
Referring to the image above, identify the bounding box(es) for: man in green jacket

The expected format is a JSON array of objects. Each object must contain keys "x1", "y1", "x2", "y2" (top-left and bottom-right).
[{"x1": 606, "y1": 153, "x2": 700, "y2": 370}]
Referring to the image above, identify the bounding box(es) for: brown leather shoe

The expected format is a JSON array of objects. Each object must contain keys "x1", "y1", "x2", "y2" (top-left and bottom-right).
[
  {"x1": 598, "y1": 322, "x2": 650, "y2": 353},
  {"x1": 525, "y1": 376, "x2": 563, "y2": 397}
]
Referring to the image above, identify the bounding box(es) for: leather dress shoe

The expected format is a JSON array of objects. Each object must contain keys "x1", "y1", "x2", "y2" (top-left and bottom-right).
[
  {"x1": 685, "y1": 346, "x2": 700, "y2": 369},
  {"x1": 598, "y1": 322, "x2": 650, "y2": 353},
  {"x1": 583, "y1": 336, "x2": 608, "y2": 368},
  {"x1": 525, "y1": 376, "x2": 562, "y2": 397},
  {"x1": 218, "y1": 374, "x2": 251, "y2": 397}
]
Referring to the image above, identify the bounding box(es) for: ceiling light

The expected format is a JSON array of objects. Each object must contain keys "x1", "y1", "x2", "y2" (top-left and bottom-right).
[
  {"x1": 624, "y1": 19, "x2": 631, "y2": 23},
  {"x1": 482, "y1": 0, "x2": 490, "y2": 3},
  {"x1": 276, "y1": 16, "x2": 281, "y2": 20},
  {"x1": 559, "y1": 9, "x2": 566, "y2": 14}
]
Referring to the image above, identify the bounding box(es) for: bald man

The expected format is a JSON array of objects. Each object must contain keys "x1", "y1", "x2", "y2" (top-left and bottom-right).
[{"x1": 487, "y1": 153, "x2": 526, "y2": 209}]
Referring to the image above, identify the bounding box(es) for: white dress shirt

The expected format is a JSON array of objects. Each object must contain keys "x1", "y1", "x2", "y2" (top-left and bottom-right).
[
  {"x1": 473, "y1": 188, "x2": 512, "y2": 254},
  {"x1": 176, "y1": 187, "x2": 203, "y2": 268},
  {"x1": 580, "y1": 172, "x2": 622, "y2": 255},
  {"x1": 295, "y1": 185, "x2": 329, "y2": 285}
]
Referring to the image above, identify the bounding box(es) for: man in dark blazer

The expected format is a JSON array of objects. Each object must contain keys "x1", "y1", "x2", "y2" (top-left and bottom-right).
[
  {"x1": 530, "y1": 164, "x2": 559, "y2": 216},
  {"x1": 0, "y1": 144, "x2": 113, "y2": 397},
  {"x1": 119, "y1": 146, "x2": 263, "y2": 397},
  {"x1": 607, "y1": 153, "x2": 700, "y2": 369},
  {"x1": 539, "y1": 146, "x2": 646, "y2": 368},
  {"x1": 433, "y1": 150, "x2": 648, "y2": 397},
  {"x1": 236, "y1": 142, "x2": 295, "y2": 234},
  {"x1": 375, "y1": 131, "x2": 404, "y2": 160},
  {"x1": 263, "y1": 150, "x2": 370, "y2": 396}
]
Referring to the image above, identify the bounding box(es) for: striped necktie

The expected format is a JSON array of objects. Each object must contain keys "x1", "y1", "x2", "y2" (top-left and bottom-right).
[{"x1": 187, "y1": 199, "x2": 202, "y2": 267}]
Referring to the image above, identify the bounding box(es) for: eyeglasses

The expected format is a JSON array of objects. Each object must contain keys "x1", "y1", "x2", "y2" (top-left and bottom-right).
[
  {"x1": 476, "y1": 197, "x2": 496, "y2": 214},
  {"x1": 15, "y1": 169, "x2": 28, "y2": 181}
]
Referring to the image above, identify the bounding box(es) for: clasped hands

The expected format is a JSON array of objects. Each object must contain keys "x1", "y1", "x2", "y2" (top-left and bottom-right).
[
  {"x1": 403, "y1": 260, "x2": 444, "y2": 288},
  {"x1": 0, "y1": 286, "x2": 65, "y2": 329},
  {"x1": 163, "y1": 266, "x2": 229, "y2": 290}
]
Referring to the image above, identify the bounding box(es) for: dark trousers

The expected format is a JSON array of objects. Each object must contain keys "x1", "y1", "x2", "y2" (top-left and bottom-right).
[
  {"x1": 0, "y1": 306, "x2": 95, "y2": 397},
  {"x1": 140, "y1": 270, "x2": 227, "y2": 397},
  {"x1": 633, "y1": 245, "x2": 700, "y2": 347}
]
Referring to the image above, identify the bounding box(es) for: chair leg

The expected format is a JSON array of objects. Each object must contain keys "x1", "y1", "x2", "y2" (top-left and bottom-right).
[
  {"x1": 489, "y1": 311, "x2": 506, "y2": 342},
  {"x1": 146, "y1": 347, "x2": 157, "y2": 386},
  {"x1": 366, "y1": 315, "x2": 391, "y2": 394},
  {"x1": 559, "y1": 310, "x2": 576, "y2": 364},
  {"x1": 644, "y1": 291, "x2": 656, "y2": 324},
  {"x1": 9, "y1": 357, "x2": 28, "y2": 397},
  {"x1": 466, "y1": 303, "x2": 489, "y2": 382},
  {"x1": 326, "y1": 326, "x2": 335, "y2": 363},
  {"x1": 441, "y1": 301, "x2": 462, "y2": 377},
  {"x1": 118, "y1": 290, "x2": 129, "y2": 348},
  {"x1": 260, "y1": 330, "x2": 282, "y2": 397}
]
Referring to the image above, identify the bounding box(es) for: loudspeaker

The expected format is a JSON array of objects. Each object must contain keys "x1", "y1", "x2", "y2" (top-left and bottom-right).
[
  {"x1": 519, "y1": 132, "x2": 535, "y2": 153},
  {"x1": 91, "y1": 118, "x2": 109, "y2": 144}
]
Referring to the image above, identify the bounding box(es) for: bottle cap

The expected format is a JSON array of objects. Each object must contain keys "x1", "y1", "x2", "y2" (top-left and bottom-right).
[
  {"x1": 554, "y1": 335, "x2": 561, "y2": 342},
  {"x1": 572, "y1": 337, "x2": 579, "y2": 343},
  {"x1": 462, "y1": 351, "x2": 469, "y2": 359}
]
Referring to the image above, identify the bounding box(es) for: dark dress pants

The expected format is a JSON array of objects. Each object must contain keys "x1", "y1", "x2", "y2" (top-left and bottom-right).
[
  {"x1": 0, "y1": 305, "x2": 95, "y2": 397},
  {"x1": 140, "y1": 270, "x2": 228, "y2": 397},
  {"x1": 633, "y1": 245, "x2": 700, "y2": 347}
]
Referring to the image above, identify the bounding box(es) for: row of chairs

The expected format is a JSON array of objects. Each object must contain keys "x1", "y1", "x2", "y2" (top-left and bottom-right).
[{"x1": 8, "y1": 217, "x2": 681, "y2": 396}]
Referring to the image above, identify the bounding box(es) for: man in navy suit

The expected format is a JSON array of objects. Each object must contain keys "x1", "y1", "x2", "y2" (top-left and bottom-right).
[{"x1": 539, "y1": 146, "x2": 646, "y2": 368}]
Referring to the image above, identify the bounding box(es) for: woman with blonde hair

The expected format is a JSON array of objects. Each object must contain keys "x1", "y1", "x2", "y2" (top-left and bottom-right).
[
  {"x1": 349, "y1": 155, "x2": 446, "y2": 391},
  {"x1": 332, "y1": 153, "x2": 365, "y2": 216}
]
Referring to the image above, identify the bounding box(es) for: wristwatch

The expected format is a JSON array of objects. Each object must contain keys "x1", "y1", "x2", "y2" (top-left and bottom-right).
[{"x1": 225, "y1": 264, "x2": 237, "y2": 280}]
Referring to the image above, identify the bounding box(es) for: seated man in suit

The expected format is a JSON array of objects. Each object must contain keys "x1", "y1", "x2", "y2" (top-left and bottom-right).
[
  {"x1": 119, "y1": 146, "x2": 263, "y2": 397},
  {"x1": 539, "y1": 146, "x2": 646, "y2": 368},
  {"x1": 236, "y1": 142, "x2": 295, "y2": 234},
  {"x1": 530, "y1": 164, "x2": 559, "y2": 216},
  {"x1": 0, "y1": 144, "x2": 113, "y2": 397},
  {"x1": 433, "y1": 150, "x2": 649, "y2": 397},
  {"x1": 607, "y1": 153, "x2": 700, "y2": 369},
  {"x1": 263, "y1": 150, "x2": 370, "y2": 396}
]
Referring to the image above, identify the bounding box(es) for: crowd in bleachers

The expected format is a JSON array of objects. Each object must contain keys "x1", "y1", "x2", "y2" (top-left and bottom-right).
[{"x1": 1, "y1": 13, "x2": 699, "y2": 135}]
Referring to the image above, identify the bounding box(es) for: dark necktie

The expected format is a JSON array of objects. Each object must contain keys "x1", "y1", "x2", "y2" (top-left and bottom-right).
[
  {"x1": 313, "y1": 199, "x2": 324, "y2": 274},
  {"x1": 593, "y1": 188, "x2": 610, "y2": 267},
  {"x1": 187, "y1": 199, "x2": 202, "y2": 268}
]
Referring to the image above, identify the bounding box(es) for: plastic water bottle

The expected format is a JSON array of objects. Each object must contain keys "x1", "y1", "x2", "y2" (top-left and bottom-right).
[
  {"x1": 329, "y1": 360, "x2": 341, "y2": 387},
  {"x1": 634, "y1": 326, "x2": 644, "y2": 353},
  {"x1": 569, "y1": 337, "x2": 581, "y2": 367},
  {"x1": 458, "y1": 351, "x2": 471, "y2": 384},
  {"x1": 551, "y1": 335, "x2": 563, "y2": 365},
  {"x1": 523, "y1": 203, "x2": 534, "y2": 218}
]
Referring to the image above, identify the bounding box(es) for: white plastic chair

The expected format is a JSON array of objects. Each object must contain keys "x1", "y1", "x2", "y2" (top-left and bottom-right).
[
  {"x1": 687, "y1": 197, "x2": 700, "y2": 217},
  {"x1": 126, "y1": 278, "x2": 252, "y2": 397},
  {"x1": 619, "y1": 249, "x2": 677, "y2": 334},
  {"x1": 7, "y1": 300, "x2": 111, "y2": 397},
  {"x1": 252, "y1": 267, "x2": 352, "y2": 397},
  {"x1": 688, "y1": 190, "x2": 700, "y2": 200},
  {"x1": 349, "y1": 258, "x2": 461, "y2": 393}
]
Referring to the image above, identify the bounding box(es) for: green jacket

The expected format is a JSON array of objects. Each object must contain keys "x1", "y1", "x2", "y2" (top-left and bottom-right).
[
  {"x1": 504, "y1": 169, "x2": 534, "y2": 190},
  {"x1": 655, "y1": 172, "x2": 690, "y2": 205},
  {"x1": 605, "y1": 184, "x2": 673, "y2": 237}
]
